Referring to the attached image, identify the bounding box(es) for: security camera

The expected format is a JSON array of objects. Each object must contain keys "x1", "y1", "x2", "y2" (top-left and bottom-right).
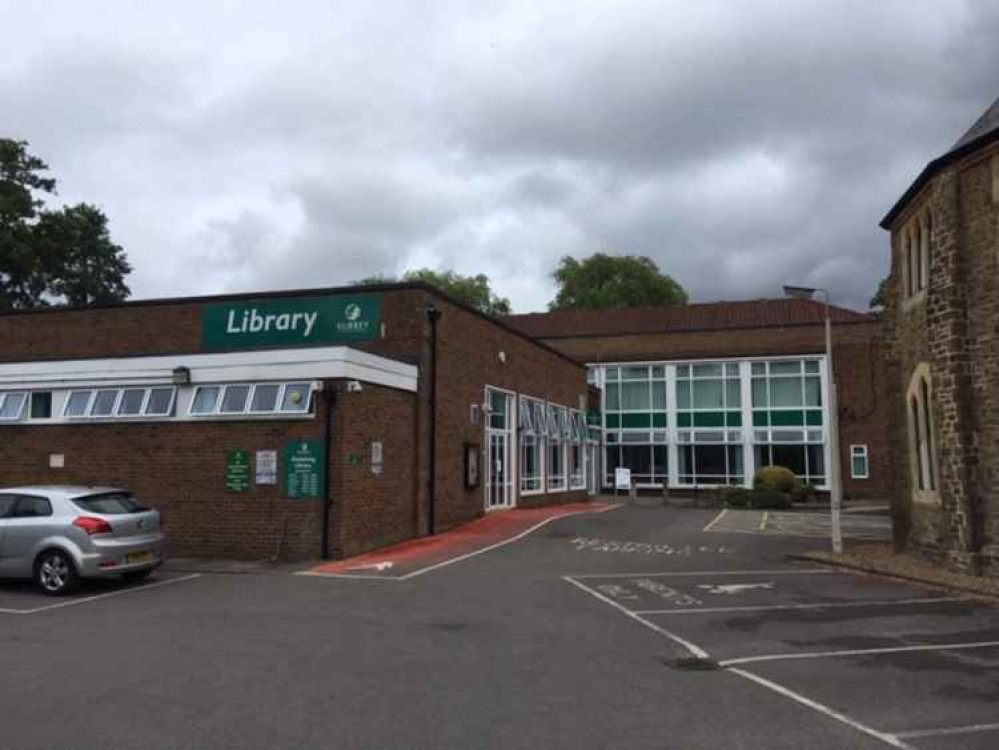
[{"x1": 347, "y1": 380, "x2": 363, "y2": 393}]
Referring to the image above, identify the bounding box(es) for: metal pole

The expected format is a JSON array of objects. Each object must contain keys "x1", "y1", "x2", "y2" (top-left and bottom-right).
[{"x1": 824, "y1": 291, "x2": 844, "y2": 555}]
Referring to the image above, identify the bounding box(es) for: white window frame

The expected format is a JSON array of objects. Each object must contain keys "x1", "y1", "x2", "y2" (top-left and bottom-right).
[
  {"x1": 850, "y1": 444, "x2": 869, "y2": 479},
  {"x1": 519, "y1": 395, "x2": 545, "y2": 496},
  {"x1": 569, "y1": 409, "x2": 586, "y2": 490},
  {"x1": 189, "y1": 382, "x2": 314, "y2": 418},
  {"x1": 547, "y1": 403, "x2": 568, "y2": 492},
  {"x1": 0, "y1": 391, "x2": 29, "y2": 422}
]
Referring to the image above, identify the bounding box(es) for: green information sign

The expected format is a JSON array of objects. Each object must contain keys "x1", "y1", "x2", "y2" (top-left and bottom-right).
[
  {"x1": 226, "y1": 450, "x2": 251, "y2": 491},
  {"x1": 202, "y1": 294, "x2": 381, "y2": 351},
  {"x1": 283, "y1": 439, "x2": 325, "y2": 499}
]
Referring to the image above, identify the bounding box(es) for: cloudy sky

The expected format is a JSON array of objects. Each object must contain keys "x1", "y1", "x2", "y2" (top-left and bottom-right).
[{"x1": 3, "y1": 1, "x2": 997, "y2": 313}]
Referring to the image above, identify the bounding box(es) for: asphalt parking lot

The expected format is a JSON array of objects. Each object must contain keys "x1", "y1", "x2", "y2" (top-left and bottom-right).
[{"x1": 2, "y1": 504, "x2": 997, "y2": 749}]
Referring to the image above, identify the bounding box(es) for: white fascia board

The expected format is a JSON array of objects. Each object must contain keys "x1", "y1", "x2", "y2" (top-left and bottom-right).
[{"x1": 0, "y1": 346, "x2": 418, "y2": 393}]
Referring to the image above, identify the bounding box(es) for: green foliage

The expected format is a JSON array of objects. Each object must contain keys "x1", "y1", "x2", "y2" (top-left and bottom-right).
[
  {"x1": 0, "y1": 139, "x2": 131, "y2": 309},
  {"x1": 791, "y1": 482, "x2": 817, "y2": 504},
  {"x1": 724, "y1": 486, "x2": 752, "y2": 508},
  {"x1": 549, "y1": 252, "x2": 688, "y2": 311},
  {"x1": 354, "y1": 268, "x2": 512, "y2": 315},
  {"x1": 869, "y1": 276, "x2": 888, "y2": 317},
  {"x1": 753, "y1": 465, "x2": 801, "y2": 494},
  {"x1": 750, "y1": 489, "x2": 793, "y2": 510}
]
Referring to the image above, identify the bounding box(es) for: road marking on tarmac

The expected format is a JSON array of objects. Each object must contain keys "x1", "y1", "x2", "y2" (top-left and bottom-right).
[
  {"x1": 0, "y1": 574, "x2": 202, "y2": 615},
  {"x1": 634, "y1": 595, "x2": 970, "y2": 615},
  {"x1": 719, "y1": 639, "x2": 999, "y2": 667},
  {"x1": 894, "y1": 722, "x2": 999, "y2": 739},
  {"x1": 698, "y1": 581, "x2": 774, "y2": 595},
  {"x1": 570, "y1": 568, "x2": 833, "y2": 579},
  {"x1": 702, "y1": 509, "x2": 728, "y2": 532}
]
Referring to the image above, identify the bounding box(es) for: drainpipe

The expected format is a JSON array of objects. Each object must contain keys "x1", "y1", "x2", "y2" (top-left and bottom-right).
[
  {"x1": 320, "y1": 385, "x2": 337, "y2": 560},
  {"x1": 427, "y1": 303, "x2": 442, "y2": 536}
]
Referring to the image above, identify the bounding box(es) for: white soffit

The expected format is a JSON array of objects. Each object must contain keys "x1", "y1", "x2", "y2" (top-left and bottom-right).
[{"x1": 0, "y1": 346, "x2": 418, "y2": 393}]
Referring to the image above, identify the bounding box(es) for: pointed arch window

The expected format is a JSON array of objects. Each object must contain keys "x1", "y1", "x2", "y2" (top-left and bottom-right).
[{"x1": 906, "y1": 364, "x2": 938, "y2": 501}]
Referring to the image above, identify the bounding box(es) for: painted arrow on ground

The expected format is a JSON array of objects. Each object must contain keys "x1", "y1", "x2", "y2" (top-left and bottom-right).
[
  {"x1": 345, "y1": 561, "x2": 394, "y2": 572},
  {"x1": 697, "y1": 582, "x2": 774, "y2": 595}
]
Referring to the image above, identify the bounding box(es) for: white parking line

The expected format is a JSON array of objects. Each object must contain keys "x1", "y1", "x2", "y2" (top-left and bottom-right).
[
  {"x1": 634, "y1": 596, "x2": 970, "y2": 616},
  {"x1": 702, "y1": 508, "x2": 728, "y2": 532},
  {"x1": 720, "y1": 639, "x2": 999, "y2": 667},
  {"x1": 894, "y1": 721, "x2": 999, "y2": 739},
  {"x1": 728, "y1": 667, "x2": 916, "y2": 749},
  {"x1": 570, "y1": 568, "x2": 834, "y2": 580},
  {"x1": 0, "y1": 574, "x2": 202, "y2": 615},
  {"x1": 563, "y1": 575, "x2": 710, "y2": 659}
]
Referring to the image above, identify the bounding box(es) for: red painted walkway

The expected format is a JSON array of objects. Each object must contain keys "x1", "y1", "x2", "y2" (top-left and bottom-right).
[{"x1": 304, "y1": 502, "x2": 615, "y2": 579}]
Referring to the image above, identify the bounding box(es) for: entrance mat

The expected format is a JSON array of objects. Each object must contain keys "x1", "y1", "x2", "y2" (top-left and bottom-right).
[{"x1": 302, "y1": 502, "x2": 616, "y2": 579}]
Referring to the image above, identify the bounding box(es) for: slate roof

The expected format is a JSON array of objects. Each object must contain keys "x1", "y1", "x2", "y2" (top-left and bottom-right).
[
  {"x1": 881, "y1": 96, "x2": 999, "y2": 229},
  {"x1": 507, "y1": 298, "x2": 873, "y2": 339}
]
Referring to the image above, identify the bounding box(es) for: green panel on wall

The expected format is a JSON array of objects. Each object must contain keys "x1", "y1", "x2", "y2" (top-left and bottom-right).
[
  {"x1": 605, "y1": 414, "x2": 620, "y2": 428},
  {"x1": 652, "y1": 412, "x2": 667, "y2": 428},
  {"x1": 771, "y1": 410, "x2": 805, "y2": 426},
  {"x1": 753, "y1": 411, "x2": 769, "y2": 427},
  {"x1": 622, "y1": 413, "x2": 652, "y2": 428},
  {"x1": 806, "y1": 410, "x2": 823, "y2": 426},
  {"x1": 726, "y1": 412, "x2": 742, "y2": 427},
  {"x1": 693, "y1": 412, "x2": 725, "y2": 427},
  {"x1": 677, "y1": 413, "x2": 692, "y2": 427}
]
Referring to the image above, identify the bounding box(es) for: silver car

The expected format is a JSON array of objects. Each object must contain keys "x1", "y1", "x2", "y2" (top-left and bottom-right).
[{"x1": 0, "y1": 486, "x2": 165, "y2": 595}]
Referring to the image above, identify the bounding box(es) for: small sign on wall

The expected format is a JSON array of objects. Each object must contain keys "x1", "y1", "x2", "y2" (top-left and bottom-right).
[
  {"x1": 465, "y1": 442, "x2": 480, "y2": 490},
  {"x1": 49, "y1": 454, "x2": 65, "y2": 469},
  {"x1": 371, "y1": 441, "x2": 383, "y2": 476},
  {"x1": 256, "y1": 450, "x2": 277, "y2": 485},
  {"x1": 226, "y1": 450, "x2": 251, "y2": 491},
  {"x1": 283, "y1": 439, "x2": 324, "y2": 499}
]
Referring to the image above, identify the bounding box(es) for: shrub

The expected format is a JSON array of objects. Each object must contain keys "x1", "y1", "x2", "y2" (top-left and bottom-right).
[
  {"x1": 791, "y1": 482, "x2": 816, "y2": 504},
  {"x1": 724, "y1": 487, "x2": 752, "y2": 508},
  {"x1": 751, "y1": 489, "x2": 792, "y2": 510},
  {"x1": 753, "y1": 465, "x2": 801, "y2": 494}
]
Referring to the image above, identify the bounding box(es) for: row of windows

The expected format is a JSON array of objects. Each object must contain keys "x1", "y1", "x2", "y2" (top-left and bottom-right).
[
  {"x1": 518, "y1": 396, "x2": 588, "y2": 494},
  {"x1": 0, "y1": 382, "x2": 313, "y2": 422},
  {"x1": 902, "y1": 210, "x2": 932, "y2": 299}
]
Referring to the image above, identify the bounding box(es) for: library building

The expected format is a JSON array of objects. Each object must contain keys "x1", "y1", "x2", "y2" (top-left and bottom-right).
[{"x1": 0, "y1": 284, "x2": 888, "y2": 560}]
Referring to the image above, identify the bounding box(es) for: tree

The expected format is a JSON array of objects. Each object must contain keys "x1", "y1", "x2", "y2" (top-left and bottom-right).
[
  {"x1": 0, "y1": 139, "x2": 131, "y2": 309},
  {"x1": 549, "y1": 253, "x2": 688, "y2": 311},
  {"x1": 869, "y1": 276, "x2": 888, "y2": 317},
  {"x1": 353, "y1": 268, "x2": 512, "y2": 315}
]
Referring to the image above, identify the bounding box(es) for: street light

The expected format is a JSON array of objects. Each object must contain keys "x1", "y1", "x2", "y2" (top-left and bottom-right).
[{"x1": 783, "y1": 284, "x2": 844, "y2": 555}]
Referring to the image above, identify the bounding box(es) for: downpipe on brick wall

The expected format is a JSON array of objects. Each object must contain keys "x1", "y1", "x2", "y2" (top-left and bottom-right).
[
  {"x1": 320, "y1": 384, "x2": 337, "y2": 560},
  {"x1": 427, "y1": 302, "x2": 442, "y2": 536}
]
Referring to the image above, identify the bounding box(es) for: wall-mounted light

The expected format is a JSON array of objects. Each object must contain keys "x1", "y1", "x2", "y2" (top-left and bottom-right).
[
  {"x1": 498, "y1": 350, "x2": 507, "y2": 364},
  {"x1": 172, "y1": 366, "x2": 191, "y2": 386},
  {"x1": 470, "y1": 404, "x2": 481, "y2": 425}
]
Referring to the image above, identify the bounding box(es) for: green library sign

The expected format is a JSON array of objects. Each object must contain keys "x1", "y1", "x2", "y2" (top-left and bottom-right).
[
  {"x1": 202, "y1": 294, "x2": 381, "y2": 351},
  {"x1": 283, "y1": 439, "x2": 324, "y2": 499},
  {"x1": 226, "y1": 450, "x2": 251, "y2": 492}
]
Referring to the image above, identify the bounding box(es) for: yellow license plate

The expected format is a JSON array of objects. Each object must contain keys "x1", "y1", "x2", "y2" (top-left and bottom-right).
[{"x1": 126, "y1": 551, "x2": 152, "y2": 564}]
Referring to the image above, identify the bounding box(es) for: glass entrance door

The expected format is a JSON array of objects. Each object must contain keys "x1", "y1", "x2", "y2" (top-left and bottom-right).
[{"x1": 485, "y1": 388, "x2": 515, "y2": 510}]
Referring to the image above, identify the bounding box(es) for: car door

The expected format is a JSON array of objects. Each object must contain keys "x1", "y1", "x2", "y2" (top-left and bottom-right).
[
  {"x1": 1, "y1": 495, "x2": 55, "y2": 578},
  {"x1": 0, "y1": 494, "x2": 20, "y2": 575}
]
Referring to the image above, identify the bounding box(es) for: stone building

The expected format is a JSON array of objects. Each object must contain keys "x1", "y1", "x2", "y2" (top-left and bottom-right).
[{"x1": 881, "y1": 97, "x2": 999, "y2": 573}]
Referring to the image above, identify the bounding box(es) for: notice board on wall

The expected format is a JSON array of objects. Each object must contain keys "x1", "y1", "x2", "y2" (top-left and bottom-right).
[{"x1": 283, "y1": 439, "x2": 324, "y2": 499}]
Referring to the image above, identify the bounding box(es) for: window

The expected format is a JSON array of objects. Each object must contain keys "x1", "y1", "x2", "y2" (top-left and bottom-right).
[
  {"x1": 0, "y1": 391, "x2": 28, "y2": 421},
  {"x1": 30, "y1": 392, "x2": 52, "y2": 419},
  {"x1": 851, "y1": 445, "x2": 869, "y2": 479},
  {"x1": 602, "y1": 364, "x2": 667, "y2": 431},
  {"x1": 903, "y1": 211, "x2": 931, "y2": 299},
  {"x1": 604, "y1": 430, "x2": 668, "y2": 487},
  {"x1": 754, "y1": 428, "x2": 826, "y2": 487},
  {"x1": 11, "y1": 496, "x2": 52, "y2": 518},
  {"x1": 751, "y1": 359, "x2": 823, "y2": 431},
  {"x1": 0, "y1": 494, "x2": 16, "y2": 518},
  {"x1": 907, "y1": 364, "x2": 938, "y2": 499},
  {"x1": 677, "y1": 429, "x2": 744, "y2": 486},
  {"x1": 547, "y1": 404, "x2": 568, "y2": 491},
  {"x1": 569, "y1": 410, "x2": 586, "y2": 490},
  {"x1": 676, "y1": 361, "x2": 741, "y2": 429},
  {"x1": 519, "y1": 397, "x2": 544, "y2": 494},
  {"x1": 64, "y1": 386, "x2": 177, "y2": 419},
  {"x1": 191, "y1": 383, "x2": 313, "y2": 417}
]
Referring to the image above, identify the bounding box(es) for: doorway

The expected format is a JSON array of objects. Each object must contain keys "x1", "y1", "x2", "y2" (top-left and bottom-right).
[{"x1": 484, "y1": 388, "x2": 516, "y2": 511}]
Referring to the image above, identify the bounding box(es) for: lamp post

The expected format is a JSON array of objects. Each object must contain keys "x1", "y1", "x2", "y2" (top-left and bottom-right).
[{"x1": 783, "y1": 285, "x2": 843, "y2": 555}]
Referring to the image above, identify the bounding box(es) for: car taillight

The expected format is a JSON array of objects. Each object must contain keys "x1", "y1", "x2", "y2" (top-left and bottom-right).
[{"x1": 73, "y1": 517, "x2": 113, "y2": 535}]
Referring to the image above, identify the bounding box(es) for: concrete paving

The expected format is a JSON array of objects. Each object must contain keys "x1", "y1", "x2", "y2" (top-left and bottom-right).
[{"x1": 1, "y1": 504, "x2": 996, "y2": 749}]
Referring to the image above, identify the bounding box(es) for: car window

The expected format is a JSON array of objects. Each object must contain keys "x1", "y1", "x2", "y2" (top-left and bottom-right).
[
  {"x1": 0, "y1": 494, "x2": 17, "y2": 518},
  {"x1": 11, "y1": 496, "x2": 53, "y2": 518},
  {"x1": 71, "y1": 493, "x2": 148, "y2": 515}
]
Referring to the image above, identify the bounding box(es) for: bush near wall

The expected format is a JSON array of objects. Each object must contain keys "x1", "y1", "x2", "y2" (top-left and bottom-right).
[
  {"x1": 723, "y1": 485, "x2": 793, "y2": 510},
  {"x1": 753, "y1": 466, "x2": 801, "y2": 494}
]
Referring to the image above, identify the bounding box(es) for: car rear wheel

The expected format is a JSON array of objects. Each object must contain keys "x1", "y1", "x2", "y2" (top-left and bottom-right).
[
  {"x1": 34, "y1": 550, "x2": 78, "y2": 596},
  {"x1": 122, "y1": 569, "x2": 153, "y2": 583}
]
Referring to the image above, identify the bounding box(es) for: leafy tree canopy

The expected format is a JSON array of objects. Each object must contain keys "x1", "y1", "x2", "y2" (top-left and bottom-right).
[
  {"x1": 869, "y1": 276, "x2": 888, "y2": 316},
  {"x1": 549, "y1": 252, "x2": 688, "y2": 311},
  {"x1": 354, "y1": 268, "x2": 512, "y2": 315},
  {"x1": 0, "y1": 139, "x2": 131, "y2": 309}
]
